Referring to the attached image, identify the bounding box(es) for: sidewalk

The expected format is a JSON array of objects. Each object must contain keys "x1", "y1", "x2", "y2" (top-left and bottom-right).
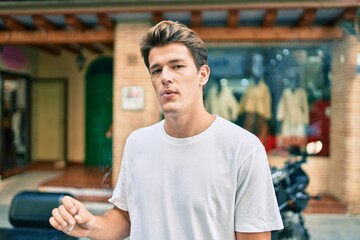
[
  {"x1": 1, "y1": 204, "x2": 360, "y2": 240},
  {"x1": 1, "y1": 170, "x2": 359, "y2": 239},
  {"x1": 304, "y1": 214, "x2": 360, "y2": 240}
]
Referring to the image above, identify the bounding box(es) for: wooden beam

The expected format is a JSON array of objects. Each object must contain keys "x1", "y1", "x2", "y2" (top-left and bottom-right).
[
  {"x1": 59, "y1": 44, "x2": 81, "y2": 54},
  {"x1": 263, "y1": 9, "x2": 277, "y2": 27},
  {"x1": 192, "y1": 27, "x2": 343, "y2": 41},
  {"x1": 227, "y1": 9, "x2": 239, "y2": 28},
  {"x1": 0, "y1": 30, "x2": 114, "y2": 44},
  {"x1": 152, "y1": 11, "x2": 163, "y2": 23},
  {"x1": 34, "y1": 44, "x2": 61, "y2": 55},
  {"x1": 65, "y1": 14, "x2": 106, "y2": 54},
  {"x1": 32, "y1": 15, "x2": 83, "y2": 55},
  {"x1": 0, "y1": 1, "x2": 358, "y2": 16},
  {"x1": 102, "y1": 42, "x2": 113, "y2": 50},
  {"x1": 97, "y1": 13, "x2": 114, "y2": 30},
  {"x1": 1, "y1": 15, "x2": 61, "y2": 55},
  {"x1": 82, "y1": 43, "x2": 103, "y2": 54},
  {"x1": 342, "y1": 7, "x2": 358, "y2": 21},
  {"x1": 0, "y1": 27, "x2": 344, "y2": 44},
  {"x1": 297, "y1": 8, "x2": 317, "y2": 27},
  {"x1": 332, "y1": 7, "x2": 358, "y2": 25},
  {"x1": 191, "y1": 10, "x2": 202, "y2": 28},
  {"x1": 0, "y1": 15, "x2": 27, "y2": 30},
  {"x1": 32, "y1": 14, "x2": 56, "y2": 30},
  {"x1": 65, "y1": 14, "x2": 86, "y2": 30}
]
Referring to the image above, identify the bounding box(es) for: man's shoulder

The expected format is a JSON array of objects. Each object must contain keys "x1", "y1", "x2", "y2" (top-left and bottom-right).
[
  {"x1": 215, "y1": 116, "x2": 263, "y2": 148},
  {"x1": 216, "y1": 117, "x2": 256, "y2": 137},
  {"x1": 128, "y1": 120, "x2": 163, "y2": 140}
]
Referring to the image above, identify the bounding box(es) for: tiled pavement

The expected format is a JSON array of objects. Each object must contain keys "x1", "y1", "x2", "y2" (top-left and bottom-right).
[{"x1": 1, "y1": 170, "x2": 359, "y2": 240}]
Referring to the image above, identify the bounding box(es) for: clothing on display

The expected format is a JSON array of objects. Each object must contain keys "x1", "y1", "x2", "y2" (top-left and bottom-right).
[
  {"x1": 242, "y1": 112, "x2": 269, "y2": 143},
  {"x1": 11, "y1": 109, "x2": 26, "y2": 153},
  {"x1": 277, "y1": 87, "x2": 309, "y2": 148},
  {"x1": 205, "y1": 80, "x2": 238, "y2": 121},
  {"x1": 239, "y1": 80, "x2": 272, "y2": 120},
  {"x1": 4, "y1": 80, "x2": 26, "y2": 154},
  {"x1": 239, "y1": 79, "x2": 272, "y2": 143}
]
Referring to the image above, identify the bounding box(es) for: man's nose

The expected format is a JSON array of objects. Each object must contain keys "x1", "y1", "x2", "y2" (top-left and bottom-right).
[{"x1": 161, "y1": 67, "x2": 174, "y2": 84}]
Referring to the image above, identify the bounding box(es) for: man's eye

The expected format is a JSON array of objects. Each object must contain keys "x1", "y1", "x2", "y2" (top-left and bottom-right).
[
  {"x1": 173, "y1": 65, "x2": 183, "y2": 69},
  {"x1": 151, "y1": 69, "x2": 161, "y2": 75}
]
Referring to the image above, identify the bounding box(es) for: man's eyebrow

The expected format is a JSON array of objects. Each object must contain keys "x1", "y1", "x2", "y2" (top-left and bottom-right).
[
  {"x1": 149, "y1": 58, "x2": 186, "y2": 71},
  {"x1": 149, "y1": 63, "x2": 160, "y2": 71},
  {"x1": 168, "y1": 58, "x2": 185, "y2": 64}
]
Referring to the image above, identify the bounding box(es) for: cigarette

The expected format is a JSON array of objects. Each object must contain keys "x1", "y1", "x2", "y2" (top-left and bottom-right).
[{"x1": 66, "y1": 206, "x2": 78, "y2": 234}]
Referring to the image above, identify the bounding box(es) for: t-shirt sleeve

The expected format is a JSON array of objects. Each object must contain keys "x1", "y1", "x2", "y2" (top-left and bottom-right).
[
  {"x1": 234, "y1": 146, "x2": 284, "y2": 232},
  {"x1": 108, "y1": 142, "x2": 130, "y2": 211}
]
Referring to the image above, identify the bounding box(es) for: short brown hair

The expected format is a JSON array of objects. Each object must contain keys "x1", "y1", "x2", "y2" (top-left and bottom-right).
[{"x1": 140, "y1": 20, "x2": 208, "y2": 71}]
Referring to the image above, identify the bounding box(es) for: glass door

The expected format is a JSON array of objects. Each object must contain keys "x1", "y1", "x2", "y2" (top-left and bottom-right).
[{"x1": 0, "y1": 71, "x2": 30, "y2": 178}]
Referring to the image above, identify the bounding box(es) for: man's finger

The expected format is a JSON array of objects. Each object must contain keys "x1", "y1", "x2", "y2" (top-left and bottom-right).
[
  {"x1": 52, "y1": 208, "x2": 68, "y2": 228},
  {"x1": 49, "y1": 216, "x2": 63, "y2": 231},
  {"x1": 58, "y1": 205, "x2": 76, "y2": 226},
  {"x1": 61, "y1": 196, "x2": 79, "y2": 215}
]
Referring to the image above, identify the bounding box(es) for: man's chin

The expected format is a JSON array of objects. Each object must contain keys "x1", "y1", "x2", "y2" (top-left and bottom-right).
[{"x1": 162, "y1": 107, "x2": 179, "y2": 115}]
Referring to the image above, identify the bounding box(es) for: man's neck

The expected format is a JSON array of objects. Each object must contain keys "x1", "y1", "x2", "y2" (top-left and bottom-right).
[{"x1": 163, "y1": 109, "x2": 215, "y2": 138}]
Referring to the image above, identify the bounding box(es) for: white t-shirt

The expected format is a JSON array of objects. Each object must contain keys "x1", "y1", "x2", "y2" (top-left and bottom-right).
[{"x1": 109, "y1": 116, "x2": 283, "y2": 240}]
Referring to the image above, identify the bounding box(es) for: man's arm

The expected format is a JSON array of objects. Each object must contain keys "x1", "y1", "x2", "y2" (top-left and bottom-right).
[
  {"x1": 87, "y1": 207, "x2": 130, "y2": 240},
  {"x1": 236, "y1": 231, "x2": 271, "y2": 240},
  {"x1": 49, "y1": 196, "x2": 130, "y2": 240}
]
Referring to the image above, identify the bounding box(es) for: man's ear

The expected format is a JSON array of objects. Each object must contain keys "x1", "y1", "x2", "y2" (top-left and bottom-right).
[{"x1": 199, "y1": 65, "x2": 210, "y2": 87}]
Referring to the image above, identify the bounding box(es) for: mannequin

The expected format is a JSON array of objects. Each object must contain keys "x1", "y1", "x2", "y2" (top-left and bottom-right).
[
  {"x1": 239, "y1": 76, "x2": 272, "y2": 143},
  {"x1": 277, "y1": 76, "x2": 309, "y2": 148},
  {"x1": 205, "y1": 78, "x2": 238, "y2": 121},
  {"x1": 239, "y1": 54, "x2": 272, "y2": 144}
]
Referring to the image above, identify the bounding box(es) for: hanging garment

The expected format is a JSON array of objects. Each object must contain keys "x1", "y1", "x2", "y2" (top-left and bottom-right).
[
  {"x1": 238, "y1": 80, "x2": 272, "y2": 146},
  {"x1": 205, "y1": 84, "x2": 239, "y2": 121},
  {"x1": 12, "y1": 109, "x2": 26, "y2": 154},
  {"x1": 277, "y1": 87, "x2": 309, "y2": 147},
  {"x1": 239, "y1": 80, "x2": 272, "y2": 120}
]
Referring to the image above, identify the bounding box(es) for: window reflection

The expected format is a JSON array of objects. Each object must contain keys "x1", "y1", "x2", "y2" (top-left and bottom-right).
[
  {"x1": 205, "y1": 45, "x2": 331, "y2": 156},
  {"x1": 1, "y1": 75, "x2": 28, "y2": 174}
]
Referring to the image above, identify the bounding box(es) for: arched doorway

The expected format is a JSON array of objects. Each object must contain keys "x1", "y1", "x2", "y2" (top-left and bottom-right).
[{"x1": 85, "y1": 57, "x2": 113, "y2": 167}]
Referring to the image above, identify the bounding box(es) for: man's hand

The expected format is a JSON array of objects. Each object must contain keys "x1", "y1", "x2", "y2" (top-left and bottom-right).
[{"x1": 49, "y1": 195, "x2": 96, "y2": 238}]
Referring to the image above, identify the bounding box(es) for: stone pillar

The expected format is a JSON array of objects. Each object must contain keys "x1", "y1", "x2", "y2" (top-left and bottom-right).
[
  {"x1": 331, "y1": 35, "x2": 360, "y2": 213},
  {"x1": 112, "y1": 21, "x2": 161, "y2": 186}
]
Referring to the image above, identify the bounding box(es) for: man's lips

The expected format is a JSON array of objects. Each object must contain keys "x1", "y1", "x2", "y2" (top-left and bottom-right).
[{"x1": 161, "y1": 89, "x2": 178, "y2": 96}]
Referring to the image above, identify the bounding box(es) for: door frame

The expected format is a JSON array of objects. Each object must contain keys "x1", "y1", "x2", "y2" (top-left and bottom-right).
[{"x1": 31, "y1": 78, "x2": 68, "y2": 166}]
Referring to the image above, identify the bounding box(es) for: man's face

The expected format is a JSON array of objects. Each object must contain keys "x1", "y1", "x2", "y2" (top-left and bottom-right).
[{"x1": 148, "y1": 43, "x2": 209, "y2": 116}]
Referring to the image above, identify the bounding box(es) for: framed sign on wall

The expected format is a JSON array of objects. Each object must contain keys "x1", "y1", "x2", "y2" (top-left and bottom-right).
[{"x1": 121, "y1": 86, "x2": 144, "y2": 110}]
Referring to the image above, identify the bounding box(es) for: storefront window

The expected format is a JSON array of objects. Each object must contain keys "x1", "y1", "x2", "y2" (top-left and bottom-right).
[
  {"x1": 0, "y1": 72, "x2": 29, "y2": 177},
  {"x1": 205, "y1": 44, "x2": 331, "y2": 156}
]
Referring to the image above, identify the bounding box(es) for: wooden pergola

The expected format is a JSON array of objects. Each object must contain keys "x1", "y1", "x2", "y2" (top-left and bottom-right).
[{"x1": 0, "y1": 0, "x2": 358, "y2": 55}]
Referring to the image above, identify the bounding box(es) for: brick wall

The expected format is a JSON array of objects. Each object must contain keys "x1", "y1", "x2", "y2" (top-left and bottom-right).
[
  {"x1": 112, "y1": 21, "x2": 161, "y2": 185},
  {"x1": 331, "y1": 35, "x2": 360, "y2": 213},
  {"x1": 269, "y1": 155, "x2": 331, "y2": 196}
]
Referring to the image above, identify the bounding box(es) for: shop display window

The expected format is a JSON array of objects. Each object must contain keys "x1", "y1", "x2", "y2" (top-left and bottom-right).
[
  {"x1": 205, "y1": 44, "x2": 331, "y2": 156},
  {"x1": 0, "y1": 72, "x2": 30, "y2": 177}
]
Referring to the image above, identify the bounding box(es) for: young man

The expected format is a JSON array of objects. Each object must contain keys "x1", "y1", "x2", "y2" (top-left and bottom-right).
[{"x1": 49, "y1": 20, "x2": 283, "y2": 240}]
